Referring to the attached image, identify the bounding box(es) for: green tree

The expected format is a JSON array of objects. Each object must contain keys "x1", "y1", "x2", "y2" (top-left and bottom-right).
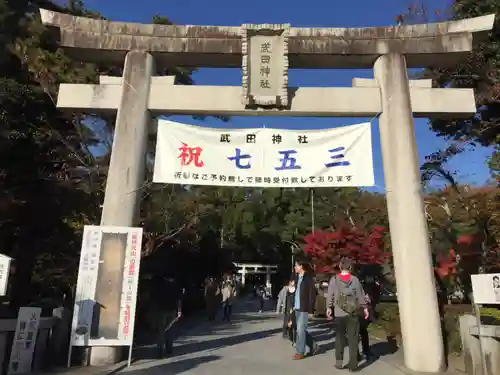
[
  {"x1": 399, "y1": 0, "x2": 500, "y2": 183},
  {"x1": 0, "y1": 0, "x2": 205, "y2": 306}
]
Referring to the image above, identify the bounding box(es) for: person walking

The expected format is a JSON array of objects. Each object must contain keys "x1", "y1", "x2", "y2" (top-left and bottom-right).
[
  {"x1": 358, "y1": 277, "x2": 379, "y2": 360},
  {"x1": 358, "y1": 289, "x2": 373, "y2": 360},
  {"x1": 257, "y1": 284, "x2": 267, "y2": 312},
  {"x1": 363, "y1": 276, "x2": 381, "y2": 312},
  {"x1": 221, "y1": 275, "x2": 236, "y2": 321},
  {"x1": 292, "y1": 258, "x2": 318, "y2": 360},
  {"x1": 283, "y1": 279, "x2": 297, "y2": 341},
  {"x1": 326, "y1": 258, "x2": 369, "y2": 372},
  {"x1": 143, "y1": 281, "x2": 183, "y2": 358},
  {"x1": 276, "y1": 282, "x2": 288, "y2": 315},
  {"x1": 204, "y1": 277, "x2": 219, "y2": 321}
]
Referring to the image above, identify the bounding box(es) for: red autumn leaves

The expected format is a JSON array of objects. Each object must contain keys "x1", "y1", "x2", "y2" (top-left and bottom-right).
[
  {"x1": 435, "y1": 248, "x2": 457, "y2": 278},
  {"x1": 437, "y1": 234, "x2": 500, "y2": 277},
  {"x1": 303, "y1": 227, "x2": 493, "y2": 277},
  {"x1": 303, "y1": 225, "x2": 390, "y2": 273}
]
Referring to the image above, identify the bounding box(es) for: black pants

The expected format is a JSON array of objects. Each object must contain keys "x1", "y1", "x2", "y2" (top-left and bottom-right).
[
  {"x1": 359, "y1": 317, "x2": 371, "y2": 355},
  {"x1": 259, "y1": 297, "x2": 264, "y2": 311},
  {"x1": 222, "y1": 302, "x2": 232, "y2": 321},
  {"x1": 335, "y1": 315, "x2": 360, "y2": 370},
  {"x1": 157, "y1": 330, "x2": 173, "y2": 357},
  {"x1": 283, "y1": 311, "x2": 297, "y2": 342},
  {"x1": 208, "y1": 310, "x2": 216, "y2": 321},
  {"x1": 282, "y1": 312, "x2": 289, "y2": 336}
]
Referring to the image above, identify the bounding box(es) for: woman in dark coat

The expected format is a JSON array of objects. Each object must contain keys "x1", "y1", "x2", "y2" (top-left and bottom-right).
[
  {"x1": 283, "y1": 279, "x2": 297, "y2": 344},
  {"x1": 204, "y1": 278, "x2": 219, "y2": 321},
  {"x1": 359, "y1": 277, "x2": 379, "y2": 359}
]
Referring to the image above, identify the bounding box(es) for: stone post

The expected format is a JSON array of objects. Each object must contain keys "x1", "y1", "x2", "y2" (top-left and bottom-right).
[
  {"x1": 90, "y1": 51, "x2": 154, "y2": 366},
  {"x1": 374, "y1": 53, "x2": 445, "y2": 373}
]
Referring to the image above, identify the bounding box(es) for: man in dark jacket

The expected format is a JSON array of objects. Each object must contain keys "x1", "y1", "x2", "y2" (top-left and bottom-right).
[{"x1": 293, "y1": 258, "x2": 318, "y2": 360}]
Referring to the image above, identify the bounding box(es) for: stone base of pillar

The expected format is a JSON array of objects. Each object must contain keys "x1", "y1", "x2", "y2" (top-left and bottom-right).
[{"x1": 89, "y1": 346, "x2": 122, "y2": 366}]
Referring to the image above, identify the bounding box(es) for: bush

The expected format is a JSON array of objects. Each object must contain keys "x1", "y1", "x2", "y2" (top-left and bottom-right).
[
  {"x1": 372, "y1": 302, "x2": 474, "y2": 354},
  {"x1": 479, "y1": 306, "x2": 500, "y2": 325}
]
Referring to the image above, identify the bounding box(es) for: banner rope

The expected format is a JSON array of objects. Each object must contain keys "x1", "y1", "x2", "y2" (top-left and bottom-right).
[{"x1": 368, "y1": 94, "x2": 395, "y2": 124}]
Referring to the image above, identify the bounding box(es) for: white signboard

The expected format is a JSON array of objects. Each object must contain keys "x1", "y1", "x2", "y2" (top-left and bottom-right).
[
  {"x1": 471, "y1": 273, "x2": 500, "y2": 304},
  {"x1": 8, "y1": 307, "x2": 41, "y2": 375},
  {"x1": 0, "y1": 254, "x2": 12, "y2": 296},
  {"x1": 153, "y1": 120, "x2": 375, "y2": 188},
  {"x1": 70, "y1": 225, "x2": 142, "y2": 346}
]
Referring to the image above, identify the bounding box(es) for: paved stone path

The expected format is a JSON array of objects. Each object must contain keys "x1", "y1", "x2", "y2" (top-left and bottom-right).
[{"x1": 119, "y1": 298, "x2": 411, "y2": 375}]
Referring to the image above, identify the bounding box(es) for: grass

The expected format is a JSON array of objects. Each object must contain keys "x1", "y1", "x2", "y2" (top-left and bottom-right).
[{"x1": 367, "y1": 323, "x2": 388, "y2": 340}]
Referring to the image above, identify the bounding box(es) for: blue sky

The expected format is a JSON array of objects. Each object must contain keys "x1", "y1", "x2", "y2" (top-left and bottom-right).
[{"x1": 80, "y1": 0, "x2": 493, "y2": 192}]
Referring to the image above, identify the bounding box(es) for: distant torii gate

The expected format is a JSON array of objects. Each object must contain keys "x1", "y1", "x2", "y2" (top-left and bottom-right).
[
  {"x1": 39, "y1": 8, "x2": 494, "y2": 373},
  {"x1": 233, "y1": 262, "x2": 278, "y2": 288}
]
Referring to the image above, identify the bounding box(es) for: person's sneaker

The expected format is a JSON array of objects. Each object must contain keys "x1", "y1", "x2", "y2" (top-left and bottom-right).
[
  {"x1": 293, "y1": 354, "x2": 305, "y2": 360},
  {"x1": 348, "y1": 368, "x2": 359, "y2": 373},
  {"x1": 335, "y1": 361, "x2": 344, "y2": 369}
]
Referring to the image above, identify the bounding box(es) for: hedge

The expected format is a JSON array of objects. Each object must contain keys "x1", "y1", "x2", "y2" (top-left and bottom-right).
[{"x1": 370, "y1": 303, "x2": 474, "y2": 354}]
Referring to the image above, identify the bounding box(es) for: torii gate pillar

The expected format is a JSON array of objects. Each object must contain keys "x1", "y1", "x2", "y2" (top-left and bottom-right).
[
  {"x1": 375, "y1": 53, "x2": 444, "y2": 372},
  {"x1": 92, "y1": 51, "x2": 154, "y2": 366}
]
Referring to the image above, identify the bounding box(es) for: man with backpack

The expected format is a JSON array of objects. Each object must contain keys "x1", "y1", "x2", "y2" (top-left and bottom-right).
[{"x1": 326, "y1": 258, "x2": 369, "y2": 372}]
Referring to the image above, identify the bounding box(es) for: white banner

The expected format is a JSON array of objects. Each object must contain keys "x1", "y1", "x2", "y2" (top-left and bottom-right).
[
  {"x1": 0, "y1": 254, "x2": 12, "y2": 296},
  {"x1": 71, "y1": 225, "x2": 142, "y2": 347},
  {"x1": 471, "y1": 273, "x2": 500, "y2": 304},
  {"x1": 153, "y1": 120, "x2": 375, "y2": 187},
  {"x1": 8, "y1": 307, "x2": 41, "y2": 375}
]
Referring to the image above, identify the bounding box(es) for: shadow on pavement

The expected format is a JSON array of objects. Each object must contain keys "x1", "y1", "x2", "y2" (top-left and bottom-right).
[
  {"x1": 133, "y1": 298, "x2": 282, "y2": 362},
  {"x1": 127, "y1": 355, "x2": 221, "y2": 375},
  {"x1": 313, "y1": 328, "x2": 336, "y2": 343},
  {"x1": 229, "y1": 315, "x2": 280, "y2": 324},
  {"x1": 356, "y1": 341, "x2": 398, "y2": 370},
  {"x1": 171, "y1": 327, "x2": 282, "y2": 357},
  {"x1": 309, "y1": 319, "x2": 333, "y2": 328},
  {"x1": 314, "y1": 333, "x2": 397, "y2": 364},
  {"x1": 175, "y1": 316, "x2": 279, "y2": 341}
]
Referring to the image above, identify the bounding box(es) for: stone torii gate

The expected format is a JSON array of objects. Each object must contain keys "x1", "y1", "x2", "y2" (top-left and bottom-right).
[
  {"x1": 40, "y1": 9, "x2": 493, "y2": 373},
  {"x1": 233, "y1": 262, "x2": 278, "y2": 288}
]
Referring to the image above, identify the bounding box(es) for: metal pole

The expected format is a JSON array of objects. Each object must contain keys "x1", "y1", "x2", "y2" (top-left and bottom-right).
[
  {"x1": 66, "y1": 343, "x2": 73, "y2": 368},
  {"x1": 220, "y1": 227, "x2": 224, "y2": 249},
  {"x1": 283, "y1": 240, "x2": 299, "y2": 274},
  {"x1": 127, "y1": 345, "x2": 133, "y2": 367},
  {"x1": 310, "y1": 188, "x2": 315, "y2": 234}
]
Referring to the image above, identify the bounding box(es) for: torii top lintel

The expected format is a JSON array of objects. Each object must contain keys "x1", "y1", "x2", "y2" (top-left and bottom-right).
[{"x1": 39, "y1": 9, "x2": 494, "y2": 69}]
